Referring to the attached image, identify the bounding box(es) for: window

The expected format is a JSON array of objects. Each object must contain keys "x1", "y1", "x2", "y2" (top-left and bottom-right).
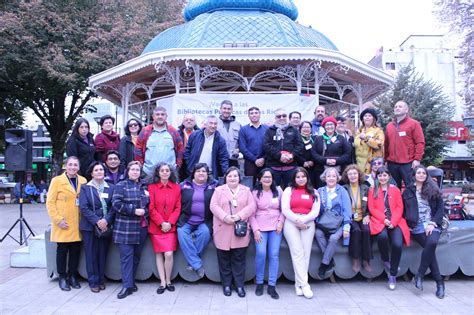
[{"x1": 385, "y1": 62, "x2": 396, "y2": 70}]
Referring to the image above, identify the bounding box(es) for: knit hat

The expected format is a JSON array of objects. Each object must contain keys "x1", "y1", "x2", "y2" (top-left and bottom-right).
[
  {"x1": 321, "y1": 116, "x2": 337, "y2": 127},
  {"x1": 360, "y1": 108, "x2": 378, "y2": 123}
]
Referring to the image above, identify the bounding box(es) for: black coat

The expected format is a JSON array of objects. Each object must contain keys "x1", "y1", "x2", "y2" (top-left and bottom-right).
[
  {"x1": 177, "y1": 178, "x2": 218, "y2": 232},
  {"x1": 66, "y1": 133, "x2": 97, "y2": 177},
  {"x1": 79, "y1": 183, "x2": 115, "y2": 232},
  {"x1": 402, "y1": 184, "x2": 444, "y2": 228},
  {"x1": 119, "y1": 135, "x2": 135, "y2": 170},
  {"x1": 311, "y1": 134, "x2": 351, "y2": 172},
  {"x1": 263, "y1": 125, "x2": 305, "y2": 168}
]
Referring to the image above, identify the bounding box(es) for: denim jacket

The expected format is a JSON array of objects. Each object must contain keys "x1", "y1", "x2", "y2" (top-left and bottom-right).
[{"x1": 317, "y1": 184, "x2": 352, "y2": 231}]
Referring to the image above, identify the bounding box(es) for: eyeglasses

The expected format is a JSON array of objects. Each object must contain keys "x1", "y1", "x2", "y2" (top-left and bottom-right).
[
  {"x1": 128, "y1": 123, "x2": 139, "y2": 127},
  {"x1": 276, "y1": 114, "x2": 287, "y2": 118},
  {"x1": 372, "y1": 161, "x2": 383, "y2": 166}
]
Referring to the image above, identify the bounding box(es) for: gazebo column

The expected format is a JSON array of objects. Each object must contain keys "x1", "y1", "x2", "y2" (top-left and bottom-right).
[
  {"x1": 121, "y1": 84, "x2": 130, "y2": 136},
  {"x1": 314, "y1": 67, "x2": 320, "y2": 107}
]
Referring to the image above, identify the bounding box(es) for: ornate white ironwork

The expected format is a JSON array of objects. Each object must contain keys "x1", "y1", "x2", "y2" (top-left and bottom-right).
[
  {"x1": 200, "y1": 65, "x2": 249, "y2": 91},
  {"x1": 249, "y1": 65, "x2": 298, "y2": 91},
  {"x1": 94, "y1": 84, "x2": 123, "y2": 99},
  {"x1": 153, "y1": 61, "x2": 177, "y2": 85}
]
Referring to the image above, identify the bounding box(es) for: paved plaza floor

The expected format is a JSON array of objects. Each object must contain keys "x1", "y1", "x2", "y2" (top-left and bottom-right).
[{"x1": 0, "y1": 203, "x2": 473, "y2": 314}]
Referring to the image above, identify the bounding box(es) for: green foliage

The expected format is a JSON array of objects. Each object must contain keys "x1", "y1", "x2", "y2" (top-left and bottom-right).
[
  {"x1": 0, "y1": 0, "x2": 186, "y2": 175},
  {"x1": 375, "y1": 65, "x2": 455, "y2": 166}
]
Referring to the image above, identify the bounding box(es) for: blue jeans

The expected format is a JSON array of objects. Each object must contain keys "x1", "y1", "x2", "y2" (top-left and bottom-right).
[
  {"x1": 177, "y1": 223, "x2": 211, "y2": 270},
  {"x1": 255, "y1": 230, "x2": 282, "y2": 286}
]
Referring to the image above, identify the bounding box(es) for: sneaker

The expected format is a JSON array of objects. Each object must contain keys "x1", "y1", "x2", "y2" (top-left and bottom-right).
[
  {"x1": 388, "y1": 276, "x2": 396, "y2": 290},
  {"x1": 267, "y1": 285, "x2": 279, "y2": 300},
  {"x1": 295, "y1": 286, "x2": 303, "y2": 296},
  {"x1": 301, "y1": 285, "x2": 313, "y2": 299},
  {"x1": 196, "y1": 267, "x2": 205, "y2": 278}
]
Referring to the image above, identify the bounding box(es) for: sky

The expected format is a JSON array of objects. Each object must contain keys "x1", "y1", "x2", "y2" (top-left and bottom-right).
[{"x1": 293, "y1": 0, "x2": 447, "y2": 62}]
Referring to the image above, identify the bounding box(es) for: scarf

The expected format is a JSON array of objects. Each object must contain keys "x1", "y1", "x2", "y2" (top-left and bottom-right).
[
  {"x1": 274, "y1": 122, "x2": 289, "y2": 140},
  {"x1": 90, "y1": 179, "x2": 108, "y2": 216}
]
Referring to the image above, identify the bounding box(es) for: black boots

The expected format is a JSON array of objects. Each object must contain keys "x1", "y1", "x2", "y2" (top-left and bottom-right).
[
  {"x1": 267, "y1": 285, "x2": 279, "y2": 300},
  {"x1": 68, "y1": 275, "x2": 81, "y2": 289},
  {"x1": 255, "y1": 284, "x2": 264, "y2": 296},
  {"x1": 436, "y1": 280, "x2": 445, "y2": 299},
  {"x1": 413, "y1": 274, "x2": 423, "y2": 290},
  {"x1": 59, "y1": 276, "x2": 70, "y2": 291}
]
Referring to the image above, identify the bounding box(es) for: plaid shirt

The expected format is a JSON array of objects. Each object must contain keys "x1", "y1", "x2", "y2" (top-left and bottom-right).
[
  {"x1": 134, "y1": 123, "x2": 184, "y2": 168},
  {"x1": 112, "y1": 179, "x2": 149, "y2": 245}
]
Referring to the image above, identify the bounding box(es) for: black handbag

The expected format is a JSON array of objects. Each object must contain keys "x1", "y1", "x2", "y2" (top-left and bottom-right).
[
  {"x1": 317, "y1": 209, "x2": 343, "y2": 234},
  {"x1": 229, "y1": 201, "x2": 248, "y2": 237},
  {"x1": 91, "y1": 186, "x2": 113, "y2": 238}
]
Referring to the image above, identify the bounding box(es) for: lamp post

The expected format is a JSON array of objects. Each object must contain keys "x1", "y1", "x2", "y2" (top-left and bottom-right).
[{"x1": 93, "y1": 116, "x2": 101, "y2": 135}]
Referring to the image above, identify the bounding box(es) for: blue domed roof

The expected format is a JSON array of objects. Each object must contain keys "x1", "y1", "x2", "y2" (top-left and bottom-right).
[
  {"x1": 142, "y1": 0, "x2": 337, "y2": 54},
  {"x1": 184, "y1": 0, "x2": 299, "y2": 21}
]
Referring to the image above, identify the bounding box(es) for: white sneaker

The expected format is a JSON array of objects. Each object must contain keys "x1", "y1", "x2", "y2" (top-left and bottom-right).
[
  {"x1": 295, "y1": 286, "x2": 303, "y2": 296},
  {"x1": 301, "y1": 285, "x2": 313, "y2": 299}
]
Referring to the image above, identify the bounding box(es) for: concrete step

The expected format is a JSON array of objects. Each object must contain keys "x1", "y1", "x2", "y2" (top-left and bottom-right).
[{"x1": 10, "y1": 234, "x2": 46, "y2": 268}]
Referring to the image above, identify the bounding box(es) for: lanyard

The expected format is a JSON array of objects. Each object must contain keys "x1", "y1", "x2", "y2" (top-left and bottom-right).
[{"x1": 349, "y1": 186, "x2": 360, "y2": 210}]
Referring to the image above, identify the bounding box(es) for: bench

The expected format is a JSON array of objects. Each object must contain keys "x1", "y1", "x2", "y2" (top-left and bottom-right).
[{"x1": 44, "y1": 221, "x2": 474, "y2": 282}]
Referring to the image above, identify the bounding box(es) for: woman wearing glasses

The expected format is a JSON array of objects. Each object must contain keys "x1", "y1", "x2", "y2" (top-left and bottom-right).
[
  {"x1": 354, "y1": 108, "x2": 384, "y2": 175},
  {"x1": 119, "y1": 119, "x2": 143, "y2": 170},
  {"x1": 210, "y1": 167, "x2": 256, "y2": 298}
]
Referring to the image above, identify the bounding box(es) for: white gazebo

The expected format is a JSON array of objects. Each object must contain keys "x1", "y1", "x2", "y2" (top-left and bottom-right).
[{"x1": 89, "y1": 0, "x2": 393, "y2": 127}]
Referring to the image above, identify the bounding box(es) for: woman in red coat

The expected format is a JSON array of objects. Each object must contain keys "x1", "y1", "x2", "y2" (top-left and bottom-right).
[
  {"x1": 368, "y1": 166, "x2": 409, "y2": 291},
  {"x1": 148, "y1": 162, "x2": 181, "y2": 295},
  {"x1": 94, "y1": 115, "x2": 120, "y2": 162}
]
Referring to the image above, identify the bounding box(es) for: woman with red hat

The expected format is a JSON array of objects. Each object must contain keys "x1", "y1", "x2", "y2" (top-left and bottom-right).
[{"x1": 311, "y1": 116, "x2": 352, "y2": 188}]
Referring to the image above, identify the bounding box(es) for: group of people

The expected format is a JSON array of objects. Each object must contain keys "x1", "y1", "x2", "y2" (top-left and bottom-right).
[{"x1": 46, "y1": 99, "x2": 445, "y2": 301}]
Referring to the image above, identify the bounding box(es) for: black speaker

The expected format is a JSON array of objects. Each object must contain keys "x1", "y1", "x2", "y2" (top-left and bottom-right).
[{"x1": 5, "y1": 129, "x2": 33, "y2": 171}]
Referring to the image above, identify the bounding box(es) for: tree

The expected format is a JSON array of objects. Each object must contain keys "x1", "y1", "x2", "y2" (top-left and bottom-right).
[
  {"x1": 0, "y1": 0, "x2": 185, "y2": 175},
  {"x1": 375, "y1": 65, "x2": 455, "y2": 166},
  {"x1": 434, "y1": 0, "x2": 473, "y2": 115}
]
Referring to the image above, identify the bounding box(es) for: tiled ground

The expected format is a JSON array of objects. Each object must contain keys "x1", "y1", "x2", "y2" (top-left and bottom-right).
[{"x1": 0, "y1": 204, "x2": 473, "y2": 314}]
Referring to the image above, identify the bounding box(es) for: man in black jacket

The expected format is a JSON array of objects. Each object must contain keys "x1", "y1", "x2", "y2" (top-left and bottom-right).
[{"x1": 263, "y1": 108, "x2": 305, "y2": 188}]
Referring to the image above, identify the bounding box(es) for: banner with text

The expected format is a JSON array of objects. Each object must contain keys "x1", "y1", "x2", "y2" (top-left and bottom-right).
[{"x1": 160, "y1": 93, "x2": 318, "y2": 127}]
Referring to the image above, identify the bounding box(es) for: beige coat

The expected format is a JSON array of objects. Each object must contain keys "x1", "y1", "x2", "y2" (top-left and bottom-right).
[{"x1": 46, "y1": 173, "x2": 86, "y2": 242}]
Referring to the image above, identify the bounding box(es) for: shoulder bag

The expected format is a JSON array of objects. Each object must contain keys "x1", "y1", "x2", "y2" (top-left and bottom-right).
[{"x1": 229, "y1": 201, "x2": 247, "y2": 237}]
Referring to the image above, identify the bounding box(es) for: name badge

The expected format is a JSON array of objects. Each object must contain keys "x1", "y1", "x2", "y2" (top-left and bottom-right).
[
  {"x1": 353, "y1": 212, "x2": 359, "y2": 219},
  {"x1": 305, "y1": 144, "x2": 312, "y2": 150},
  {"x1": 399, "y1": 131, "x2": 407, "y2": 137},
  {"x1": 232, "y1": 199, "x2": 238, "y2": 207},
  {"x1": 362, "y1": 196, "x2": 368, "y2": 201},
  {"x1": 75, "y1": 198, "x2": 80, "y2": 206},
  {"x1": 272, "y1": 197, "x2": 279, "y2": 203},
  {"x1": 329, "y1": 193, "x2": 337, "y2": 200},
  {"x1": 301, "y1": 194, "x2": 310, "y2": 200},
  {"x1": 331, "y1": 136, "x2": 337, "y2": 143},
  {"x1": 144, "y1": 190, "x2": 150, "y2": 197},
  {"x1": 100, "y1": 193, "x2": 109, "y2": 199}
]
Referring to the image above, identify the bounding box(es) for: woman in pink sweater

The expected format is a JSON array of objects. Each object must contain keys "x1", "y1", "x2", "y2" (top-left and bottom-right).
[{"x1": 250, "y1": 168, "x2": 284, "y2": 299}]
